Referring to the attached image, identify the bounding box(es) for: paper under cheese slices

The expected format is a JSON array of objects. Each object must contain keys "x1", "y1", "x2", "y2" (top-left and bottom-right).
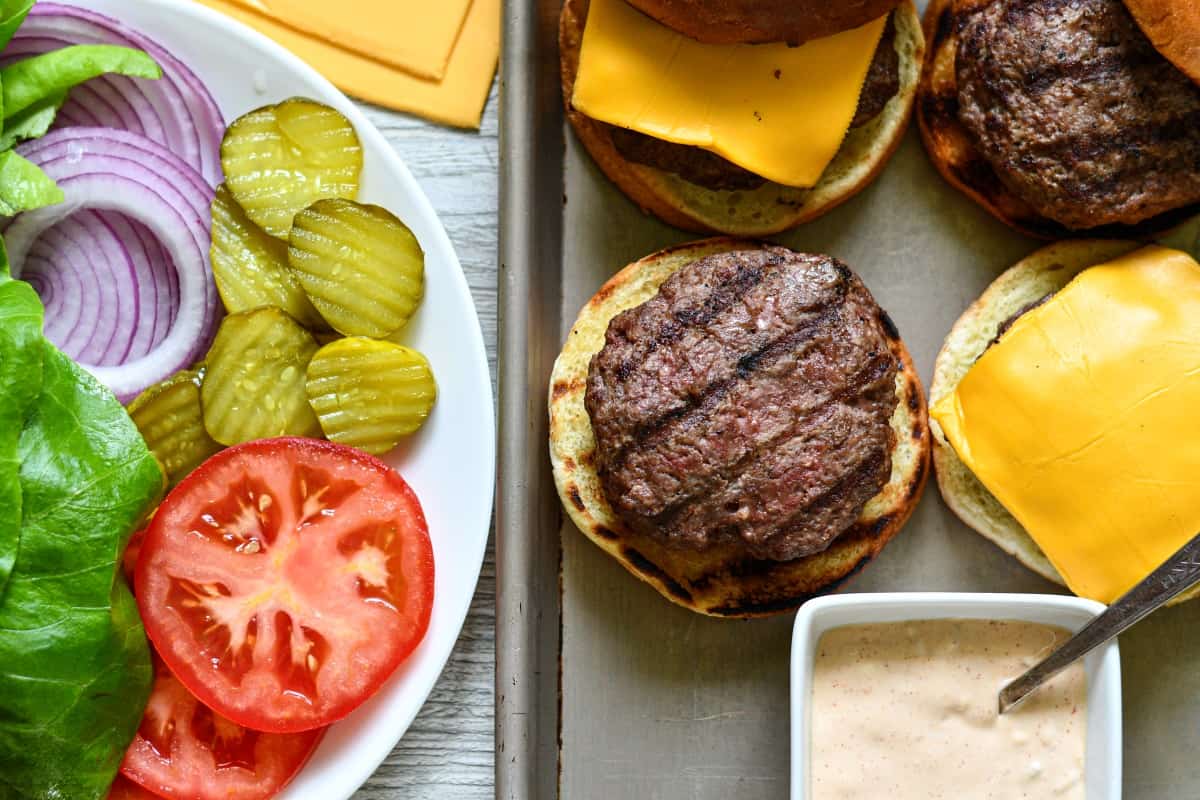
[
  {"x1": 933, "y1": 246, "x2": 1200, "y2": 604},
  {"x1": 570, "y1": 0, "x2": 887, "y2": 189}
]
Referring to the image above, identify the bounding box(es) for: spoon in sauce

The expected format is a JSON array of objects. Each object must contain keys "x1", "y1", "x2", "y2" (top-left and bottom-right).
[{"x1": 1000, "y1": 530, "x2": 1200, "y2": 714}]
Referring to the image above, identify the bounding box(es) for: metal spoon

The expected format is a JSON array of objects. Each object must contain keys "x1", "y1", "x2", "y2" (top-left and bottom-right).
[{"x1": 999, "y1": 530, "x2": 1200, "y2": 714}]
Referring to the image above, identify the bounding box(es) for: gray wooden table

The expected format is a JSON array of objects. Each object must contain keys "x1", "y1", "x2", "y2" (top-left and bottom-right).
[{"x1": 353, "y1": 85, "x2": 499, "y2": 799}]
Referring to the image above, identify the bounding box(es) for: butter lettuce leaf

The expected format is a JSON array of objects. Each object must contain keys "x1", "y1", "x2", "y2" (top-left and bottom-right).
[
  {"x1": 0, "y1": 0, "x2": 32, "y2": 55},
  {"x1": 0, "y1": 90, "x2": 65, "y2": 151},
  {"x1": 1, "y1": 44, "x2": 161, "y2": 120},
  {"x1": 0, "y1": 282, "x2": 162, "y2": 799},
  {"x1": 0, "y1": 269, "x2": 40, "y2": 597},
  {"x1": 0, "y1": 149, "x2": 63, "y2": 215}
]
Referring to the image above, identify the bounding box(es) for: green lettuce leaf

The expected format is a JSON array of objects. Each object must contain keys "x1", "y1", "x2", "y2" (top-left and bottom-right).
[
  {"x1": 0, "y1": 149, "x2": 63, "y2": 215},
  {"x1": 0, "y1": 0, "x2": 33, "y2": 54},
  {"x1": 0, "y1": 254, "x2": 41, "y2": 596},
  {"x1": 0, "y1": 90, "x2": 65, "y2": 151},
  {"x1": 0, "y1": 284, "x2": 162, "y2": 799},
  {"x1": 1, "y1": 44, "x2": 161, "y2": 120}
]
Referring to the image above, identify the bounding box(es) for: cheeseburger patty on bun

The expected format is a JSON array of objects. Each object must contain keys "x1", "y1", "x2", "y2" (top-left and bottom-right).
[{"x1": 560, "y1": 0, "x2": 926, "y2": 236}]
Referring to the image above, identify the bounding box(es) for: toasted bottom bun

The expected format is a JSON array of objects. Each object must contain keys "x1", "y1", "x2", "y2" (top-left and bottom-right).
[
  {"x1": 930, "y1": 239, "x2": 1200, "y2": 604},
  {"x1": 549, "y1": 239, "x2": 931, "y2": 617},
  {"x1": 918, "y1": 0, "x2": 1200, "y2": 240},
  {"x1": 1125, "y1": 0, "x2": 1200, "y2": 86},
  {"x1": 559, "y1": 0, "x2": 925, "y2": 237}
]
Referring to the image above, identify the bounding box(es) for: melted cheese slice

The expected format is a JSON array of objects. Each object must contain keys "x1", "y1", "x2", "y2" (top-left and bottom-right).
[
  {"x1": 571, "y1": 0, "x2": 887, "y2": 188},
  {"x1": 192, "y1": 0, "x2": 497, "y2": 128},
  {"x1": 932, "y1": 246, "x2": 1200, "y2": 603},
  {"x1": 219, "y1": 0, "x2": 471, "y2": 79}
]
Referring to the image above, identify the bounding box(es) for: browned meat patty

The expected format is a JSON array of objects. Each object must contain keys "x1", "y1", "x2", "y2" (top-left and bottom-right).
[
  {"x1": 605, "y1": 14, "x2": 900, "y2": 192},
  {"x1": 852, "y1": 11, "x2": 901, "y2": 128},
  {"x1": 608, "y1": 127, "x2": 767, "y2": 191},
  {"x1": 585, "y1": 248, "x2": 899, "y2": 562},
  {"x1": 991, "y1": 293, "x2": 1053, "y2": 346},
  {"x1": 956, "y1": 0, "x2": 1200, "y2": 230}
]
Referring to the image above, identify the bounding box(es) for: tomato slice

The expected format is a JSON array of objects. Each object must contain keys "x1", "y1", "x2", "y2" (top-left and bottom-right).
[
  {"x1": 108, "y1": 775, "x2": 160, "y2": 800},
  {"x1": 121, "y1": 660, "x2": 323, "y2": 800},
  {"x1": 136, "y1": 437, "x2": 435, "y2": 733}
]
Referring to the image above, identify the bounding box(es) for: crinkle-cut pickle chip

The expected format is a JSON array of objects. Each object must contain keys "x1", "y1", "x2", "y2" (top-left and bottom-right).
[
  {"x1": 221, "y1": 97, "x2": 363, "y2": 239},
  {"x1": 306, "y1": 337, "x2": 437, "y2": 455},
  {"x1": 210, "y1": 183, "x2": 327, "y2": 329},
  {"x1": 288, "y1": 198, "x2": 425, "y2": 338},
  {"x1": 201, "y1": 307, "x2": 322, "y2": 446},
  {"x1": 128, "y1": 368, "x2": 222, "y2": 486}
]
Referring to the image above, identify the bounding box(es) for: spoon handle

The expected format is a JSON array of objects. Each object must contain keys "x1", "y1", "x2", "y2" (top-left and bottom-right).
[{"x1": 999, "y1": 529, "x2": 1200, "y2": 714}]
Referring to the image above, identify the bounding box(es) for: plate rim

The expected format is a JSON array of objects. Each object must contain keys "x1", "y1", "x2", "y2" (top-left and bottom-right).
[{"x1": 60, "y1": 0, "x2": 497, "y2": 796}]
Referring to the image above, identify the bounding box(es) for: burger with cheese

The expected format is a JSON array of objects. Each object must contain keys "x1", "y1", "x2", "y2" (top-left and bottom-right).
[
  {"x1": 560, "y1": 0, "x2": 926, "y2": 236},
  {"x1": 932, "y1": 242, "x2": 1200, "y2": 605},
  {"x1": 919, "y1": 0, "x2": 1200, "y2": 238}
]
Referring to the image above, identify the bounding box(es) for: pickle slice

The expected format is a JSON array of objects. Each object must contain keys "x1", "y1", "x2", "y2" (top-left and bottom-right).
[
  {"x1": 201, "y1": 307, "x2": 322, "y2": 445},
  {"x1": 288, "y1": 199, "x2": 425, "y2": 338},
  {"x1": 306, "y1": 337, "x2": 437, "y2": 454},
  {"x1": 128, "y1": 368, "x2": 222, "y2": 485},
  {"x1": 221, "y1": 98, "x2": 363, "y2": 239},
  {"x1": 210, "y1": 184, "x2": 326, "y2": 329}
]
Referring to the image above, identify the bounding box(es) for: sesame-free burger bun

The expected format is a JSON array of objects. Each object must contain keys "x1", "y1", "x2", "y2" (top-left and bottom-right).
[{"x1": 623, "y1": 0, "x2": 904, "y2": 44}]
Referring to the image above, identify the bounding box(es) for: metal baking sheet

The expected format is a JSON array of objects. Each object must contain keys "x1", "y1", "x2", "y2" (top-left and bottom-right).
[{"x1": 497, "y1": 1, "x2": 1200, "y2": 797}]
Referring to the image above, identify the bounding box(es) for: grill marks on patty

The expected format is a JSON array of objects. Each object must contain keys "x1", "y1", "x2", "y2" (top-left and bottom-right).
[
  {"x1": 586, "y1": 249, "x2": 899, "y2": 562},
  {"x1": 603, "y1": 13, "x2": 901, "y2": 192},
  {"x1": 955, "y1": 0, "x2": 1200, "y2": 229}
]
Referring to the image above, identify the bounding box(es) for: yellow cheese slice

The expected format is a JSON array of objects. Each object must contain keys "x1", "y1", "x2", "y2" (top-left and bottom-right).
[
  {"x1": 932, "y1": 246, "x2": 1200, "y2": 603},
  {"x1": 220, "y1": 0, "x2": 471, "y2": 79},
  {"x1": 193, "y1": 0, "x2": 498, "y2": 128},
  {"x1": 570, "y1": 0, "x2": 887, "y2": 188}
]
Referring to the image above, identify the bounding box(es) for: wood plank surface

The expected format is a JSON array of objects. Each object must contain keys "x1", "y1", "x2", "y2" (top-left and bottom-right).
[{"x1": 354, "y1": 85, "x2": 498, "y2": 800}]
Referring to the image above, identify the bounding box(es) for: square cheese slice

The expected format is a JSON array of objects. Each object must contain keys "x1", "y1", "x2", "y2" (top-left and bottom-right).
[{"x1": 933, "y1": 246, "x2": 1200, "y2": 603}]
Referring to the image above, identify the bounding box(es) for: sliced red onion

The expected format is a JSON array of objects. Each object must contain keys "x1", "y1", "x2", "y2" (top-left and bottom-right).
[
  {"x1": 94, "y1": 210, "x2": 178, "y2": 360},
  {"x1": 10, "y1": 128, "x2": 218, "y2": 402},
  {"x1": 25, "y1": 210, "x2": 170, "y2": 367},
  {"x1": 30, "y1": 218, "x2": 120, "y2": 363},
  {"x1": 12, "y1": 4, "x2": 225, "y2": 185}
]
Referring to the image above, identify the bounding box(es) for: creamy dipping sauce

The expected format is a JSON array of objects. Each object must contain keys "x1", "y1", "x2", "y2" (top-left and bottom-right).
[{"x1": 810, "y1": 619, "x2": 1087, "y2": 799}]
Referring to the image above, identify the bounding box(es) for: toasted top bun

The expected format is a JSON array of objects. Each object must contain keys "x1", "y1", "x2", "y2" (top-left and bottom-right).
[
  {"x1": 918, "y1": 0, "x2": 1200, "y2": 239},
  {"x1": 623, "y1": 0, "x2": 903, "y2": 45},
  {"x1": 930, "y1": 239, "x2": 1200, "y2": 605},
  {"x1": 560, "y1": 0, "x2": 925, "y2": 237},
  {"x1": 1124, "y1": 0, "x2": 1200, "y2": 85},
  {"x1": 549, "y1": 239, "x2": 931, "y2": 617}
]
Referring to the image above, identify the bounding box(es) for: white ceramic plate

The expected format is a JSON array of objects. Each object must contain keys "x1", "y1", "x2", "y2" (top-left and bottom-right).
[
  {"x1": 79, "y1": 1, "x2": 496, "y2": 797},
  {"x1": 791, "y1": 593, "x2": 1122, "y2": 800}
]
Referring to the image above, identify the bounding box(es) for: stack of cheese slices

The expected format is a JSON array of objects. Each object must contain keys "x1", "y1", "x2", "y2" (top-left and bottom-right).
[{"x1": 191, "y1": 0, "x2": 498, "y2": 128}]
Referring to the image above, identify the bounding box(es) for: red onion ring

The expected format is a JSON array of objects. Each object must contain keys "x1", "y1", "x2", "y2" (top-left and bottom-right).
[
  {"x1": 11, "y1": 128, "x2": 218, "y2": 402},
  {"x1": 31, "y1": 218, "x2": 120, "y2": 363},
  {"x1": 13, "y1": 4, "x2": 225, "y2": 185},
  {"x1": 28, "y1": 210, "x2": 167, "y2": 367},
  {"x1": 94, "y1": 210, "x2": 178, "y2": 360}
]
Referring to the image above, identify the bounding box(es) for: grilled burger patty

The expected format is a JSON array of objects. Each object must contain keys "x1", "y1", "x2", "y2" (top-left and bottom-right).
[
  {"x1": 585, "y1": 247, "x2": 899, "y2": 562},
  {"x1": 956, "y1": 0, "x2": 1200, "y2": 230},
  {"x1": 604, "y1": 13, "x2": 901, "y2": 192}
]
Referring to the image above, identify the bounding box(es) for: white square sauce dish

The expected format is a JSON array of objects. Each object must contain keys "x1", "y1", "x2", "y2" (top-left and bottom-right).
[{"x1": 791, "y1": 593, "x2": 1122, "y2": 800}]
